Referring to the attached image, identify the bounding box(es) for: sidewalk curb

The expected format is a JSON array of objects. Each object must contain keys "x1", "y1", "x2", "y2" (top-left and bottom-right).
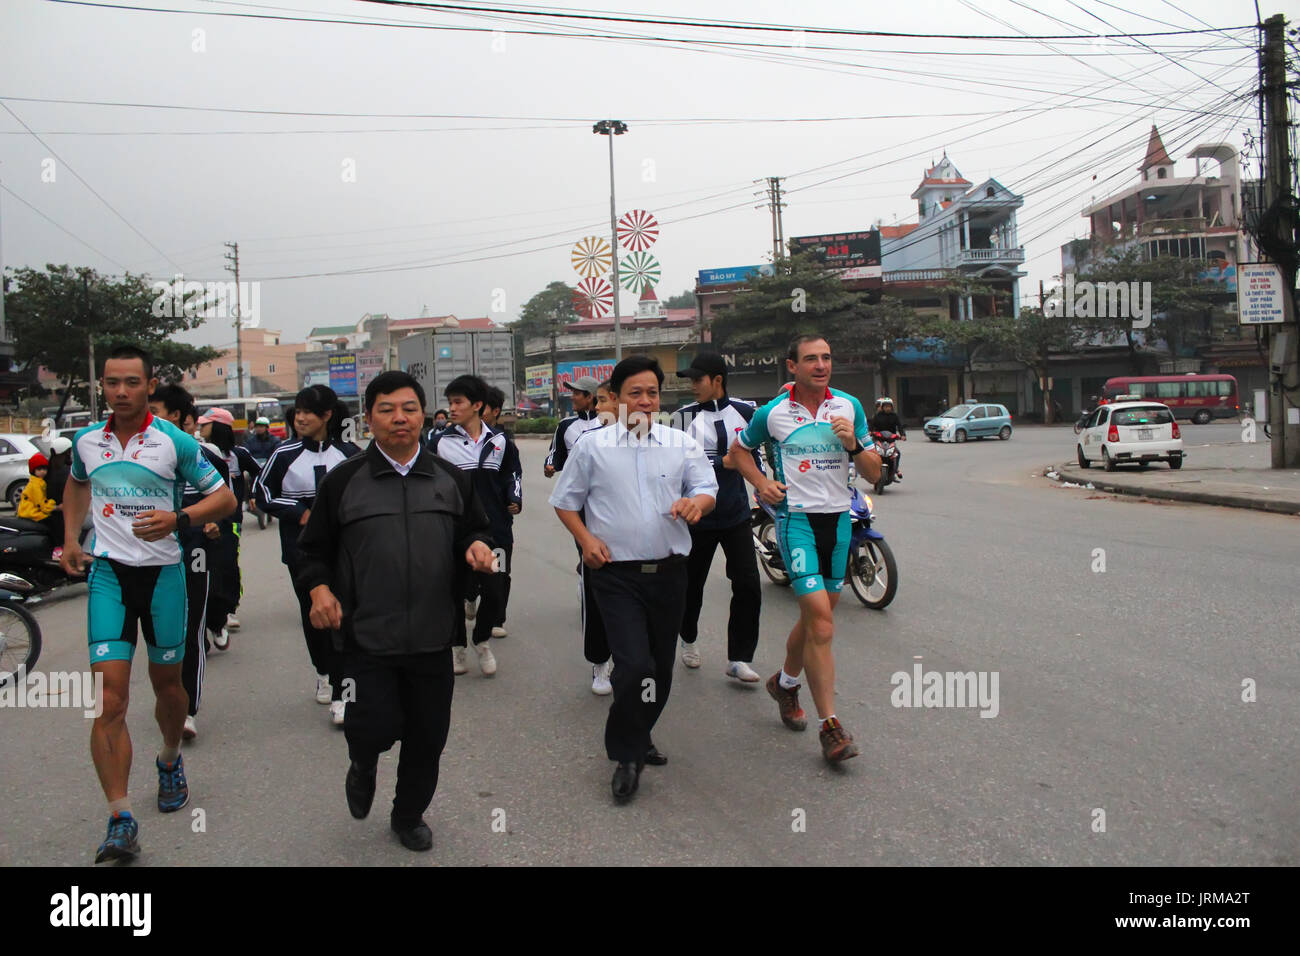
[{"x1": 1043, "y1": 463, "x2": 1300, "y2": 516}]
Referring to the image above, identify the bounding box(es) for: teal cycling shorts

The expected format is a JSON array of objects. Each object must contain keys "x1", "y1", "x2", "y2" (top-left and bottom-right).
[
  {"x1": 775, "y1": 511, "x2": 850, "y2": 595},
  {"x1": 88, "y1": 559, "x2": 188, "y2": 666}
]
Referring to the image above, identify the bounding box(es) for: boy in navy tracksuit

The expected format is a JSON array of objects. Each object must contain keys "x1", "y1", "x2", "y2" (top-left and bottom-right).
[
  {"x1": 427, "y1": 376, "x2": 515, "y2": 676},
  {"x1": 481, "y1": 386, "x2": 522, "y2": 636}
]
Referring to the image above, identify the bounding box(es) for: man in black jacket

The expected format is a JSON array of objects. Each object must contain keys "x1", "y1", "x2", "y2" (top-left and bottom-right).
[{"x1": 295, "y1": 371, "x2": 496, "y2": 852}]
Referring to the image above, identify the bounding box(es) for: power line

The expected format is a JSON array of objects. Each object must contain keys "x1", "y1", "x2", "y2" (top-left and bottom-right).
[
  {"x1": 0, "y1": 101, "x2": 184, "y2": 272},
  {"x1": 352, "y1": 0, "x2": 1249, "y2": 40},
  {"x1": 0, "y1": 183, "x2": 130, "y2": 269}
]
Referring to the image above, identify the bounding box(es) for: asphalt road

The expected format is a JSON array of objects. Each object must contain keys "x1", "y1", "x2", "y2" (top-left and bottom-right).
[{"x1": 2, "y1": 424, "x2": 1296, "y2": 866}]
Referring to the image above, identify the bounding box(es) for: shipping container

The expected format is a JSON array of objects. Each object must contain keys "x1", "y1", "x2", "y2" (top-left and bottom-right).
[{"x1": 397, "y1": 329, "x2": 516, "y2": 413}]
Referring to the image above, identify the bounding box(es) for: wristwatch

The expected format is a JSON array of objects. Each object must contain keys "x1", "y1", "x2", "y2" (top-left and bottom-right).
[
  {"x1": 174, "y1": 510, "x2": 192, "y2": 533},
  {"x1": 849, "y1": 441, "x2": 866, "y2": 456}
]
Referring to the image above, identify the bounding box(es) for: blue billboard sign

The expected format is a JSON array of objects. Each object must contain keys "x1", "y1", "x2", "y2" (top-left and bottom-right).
[
  {"x1": 697, "y1": 264, "x2": 774, "y2": 287},
  {"x1": 328, "y1": 353, "x2": 358, "y2": 396}
]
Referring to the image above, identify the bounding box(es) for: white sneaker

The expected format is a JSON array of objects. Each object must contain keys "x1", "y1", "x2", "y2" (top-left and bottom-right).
[
  {"x1": 591, "y1": 660, "x2": 613, "y2": 696},
  {"x1": 465, "y1": 598, "x2": 479, "y2": 620},
  {"x1": 491, "y1": 626, "x2": 507, "y2": 638},
  {"x1": 183, "y1": 715, "x2": 197, "y2": 740},
  {"x1": 726, "y1": 661, "x2": 762, "y2": 683},
  {"x1": 315, "y1": 675, "x2": 331, "y2": 704},
  {"x1": 330, "y1": 700, "x2": 345, "y2": 726},
  {"x1": 475, "y1": 642, "x2": 497, "y2": 676},
  {"x1": 453, "y1": 647, "x2": 468, "y2": 675},
  {"x1": 225, "y1": 614, "x2": 241, "y2": 631},
  {"x1": 213, "y1": 627, "x2": 230, "y2": 651},
  {"x1": 681, "y1": 641, "x2": 701, "y2": 669}
]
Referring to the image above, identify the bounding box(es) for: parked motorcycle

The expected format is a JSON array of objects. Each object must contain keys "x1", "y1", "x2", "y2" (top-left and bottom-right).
[
  {"x1": 0, "y1": 589, "x2": 41, "y2": 687},
  {"x1": 870, "y1": 431, "x2": 902, "y2": 493},
  {"x1": 0, "y1": 515, "x2": 90, "y2": 598},
  {"x1": 750, "y1": 486, "x2": 898, "y2": 609}
]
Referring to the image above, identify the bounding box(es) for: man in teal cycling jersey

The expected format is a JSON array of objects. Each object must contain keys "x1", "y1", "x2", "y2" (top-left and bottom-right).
[
  {"x1": 726, "y1": 334, "x2": 881, "y2": 763},
  {"x1": 60, "y1": 345, "x2": 236, "y2": 863}
]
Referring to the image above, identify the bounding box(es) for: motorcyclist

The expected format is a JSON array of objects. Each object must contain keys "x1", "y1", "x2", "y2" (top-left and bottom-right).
[
  {"x1": 868, "y1": 397, "x2": 906, "y2": 481},
  {"x1": 243, "y1": 416, "x2": 281, "y2": 463},
  {"x1": 243, "y1": 417, "x2": 281, "y2": 527}
]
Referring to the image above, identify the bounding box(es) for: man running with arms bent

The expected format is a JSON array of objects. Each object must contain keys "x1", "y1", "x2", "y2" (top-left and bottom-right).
[
  {"x1": 61, "y1": 346, "x2": 236, "y2": 862},
  {"x1": 726, "y1": 334, "x2": 880, "y2": 763}
]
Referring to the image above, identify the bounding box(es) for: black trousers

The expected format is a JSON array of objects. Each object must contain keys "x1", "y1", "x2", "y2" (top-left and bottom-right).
[
  {"x1": 344, "y1": 650, "x2": 454, "y2": 828},
  {"x1": 453, "y1": 565, "x2": 505, "y2": 647},
  {"x1": 288, "y1": 560, "x2": 343, "y2": 701},
  {"x1": 579, "y1": 552, "x2": 609, "y2": 665},
  {"x1": 588, "y1": 559, "x2": 687, "y2": 763},
  {"x1": 494, "y1": 541, "x2": 513, "y2": 627},
  {"x1": 679, "y1": 520, "x2": 762, "y2": 663},
  {"x1": 181, "y1": 565, "x2": 209, "y2": 718}
]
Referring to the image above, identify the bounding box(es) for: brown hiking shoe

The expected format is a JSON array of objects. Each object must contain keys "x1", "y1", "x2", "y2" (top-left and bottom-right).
[
  {"x1": 819, "y1": 717, "x2": 861, "y2": 763},
  {"x1": 765, "y1": 673, "x2": 807, "y2": 731}
]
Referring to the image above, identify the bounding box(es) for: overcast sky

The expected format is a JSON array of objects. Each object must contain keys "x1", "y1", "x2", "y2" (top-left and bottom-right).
[{"x1": 0, "y1": 0, "x2": 1272, "y2": 349}]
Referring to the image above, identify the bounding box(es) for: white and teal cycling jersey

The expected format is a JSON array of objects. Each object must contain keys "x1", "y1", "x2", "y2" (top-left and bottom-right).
[
  {"x1": 70, "y1": 413, "x2": 225, "y2": 566},
  {"x1": 736, "y1": 384, "x2": 872, "y2": 514}
]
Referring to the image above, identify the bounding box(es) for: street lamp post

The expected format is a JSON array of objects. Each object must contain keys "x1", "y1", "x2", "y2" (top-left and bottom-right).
[{"x1": 593, "y1": 120, "x2": 627, "y2": 361}]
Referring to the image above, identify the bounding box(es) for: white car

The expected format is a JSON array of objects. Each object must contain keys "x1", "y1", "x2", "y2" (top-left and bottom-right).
[
  {"x1": 1076, "y1": 401, "x2": 1184, "y2": 472},
  {"x1": 0, "y1": 433, "x2": 44, "y2": 510}
]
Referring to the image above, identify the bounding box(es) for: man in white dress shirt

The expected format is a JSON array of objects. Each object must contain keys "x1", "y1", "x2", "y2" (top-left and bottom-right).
[{"x1": 550, "y1": 356, "x2": 718, "y2": 803}]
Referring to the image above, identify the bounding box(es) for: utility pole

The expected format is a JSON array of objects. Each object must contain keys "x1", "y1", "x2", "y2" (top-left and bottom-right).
[
  {"x1": 84, "y1": 274, "x2": 97, "y2": 421},
  {"x1": 224, "y1": 241, "x2": 243, "y2": 398},
  {"x1": 1261, "y1": 14, "x2": 1298, "y2": 467},
  {"x1": 593, "y1": 120, "x2": 628, "y2": 361},
  {"x1": 549, "y1": 319, "x2": 559, "y2": 415},
  {"x1": 755, "y1": 176, "x2": 787, "y2": 262}
]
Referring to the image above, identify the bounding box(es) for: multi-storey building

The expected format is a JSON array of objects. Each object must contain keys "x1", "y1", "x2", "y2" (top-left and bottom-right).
[
  {"x1": 694, "y1": 155, "x2": 1027, "y2": 418},
  {"x1": 1058, "y1": 125, "x2": 1264, "y2": 407}
]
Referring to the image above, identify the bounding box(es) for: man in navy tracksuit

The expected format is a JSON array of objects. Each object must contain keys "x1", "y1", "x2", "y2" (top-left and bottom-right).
[
  {"x1": 674, "y1": 353, "x2": 763, "y2": 682},
  {"x1": 428, "y1": 375, "x2": 517, "y2": 677},
  {"x1": 481, "y1": 385, "x2": 522, "y2": 637}
]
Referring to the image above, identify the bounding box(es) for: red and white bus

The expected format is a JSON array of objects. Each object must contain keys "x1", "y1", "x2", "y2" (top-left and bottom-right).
[{"x1": 1102, "y1": 374, "x2": 1239, "y2": 424}]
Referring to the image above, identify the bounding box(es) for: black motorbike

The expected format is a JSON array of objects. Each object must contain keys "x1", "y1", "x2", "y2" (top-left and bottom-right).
[
  {"x1": 870, "y1": 431, "x2": 902, "y2": 493},
  {"x1": 0, "y1": 515, "x2": 90, "y2": 598}
]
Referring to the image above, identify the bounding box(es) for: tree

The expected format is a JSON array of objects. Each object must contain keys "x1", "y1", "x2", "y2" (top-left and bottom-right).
[
  {"x1": 5, "y1": 264, "x2": 221, "y2": 415},
  {"x1": 508, "y1": 280, "x2": 578, "y2": 391},
  {"x1": 710, "y1": 251, "x2": 924, "y2": 368},
  {"x1": 662, "y1": 289, "x2": 695, "y2": 309},
  {"x1": 1062, "y1": 246, "x2": 1220, "y2": 373}
]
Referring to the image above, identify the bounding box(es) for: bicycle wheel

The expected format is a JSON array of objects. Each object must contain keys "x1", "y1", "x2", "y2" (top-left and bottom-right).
[
  {"x1": 0, "y1": 602, "x2": 42, "y2": 687},
  {"x1": 848, "y1": 537, "x2": 898, "y2": 609}
]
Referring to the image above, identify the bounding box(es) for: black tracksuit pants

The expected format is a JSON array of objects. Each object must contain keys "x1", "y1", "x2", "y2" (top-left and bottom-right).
[
  {"x1": 181, "y1": 564, "x2": 209, "y2": 718},
  {"x1": 288, "y1": 559, "x2": 344, "y2": 701},
  {"x1": 453, "y1": 566, "x2": 505, "y2": 647},
  {"x1": 679, "y1": 520, "x2": 762, "y2": 663},
  {"x1": 588, "y1": 559, "x2": 687, "y2": 763},
  {"x1": 344, "y1": 649, "x2": 454, "y2": 829}
]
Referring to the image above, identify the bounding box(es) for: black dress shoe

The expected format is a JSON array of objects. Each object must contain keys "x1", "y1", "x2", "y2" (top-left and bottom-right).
[
  {"x1": 611, "y1": 761, "x2": 643, "y2": 802},
  {"x1": 391, "y1": 819, "x2": 433, "y2": 851},
  {"x1": 643, "y1": 745, "x2": 667, "y2": 766},
  {"x1": 345, "y1": 762, "x2": 377, "y2": 820}
]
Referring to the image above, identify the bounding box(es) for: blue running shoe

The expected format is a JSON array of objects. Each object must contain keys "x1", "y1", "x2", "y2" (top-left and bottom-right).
[
  {"x1": 157, "y1": 754, "x2": 190, "y2": 812},
  {"x1": 94, "y1": 811, "x2": 140, "y2": 863}
]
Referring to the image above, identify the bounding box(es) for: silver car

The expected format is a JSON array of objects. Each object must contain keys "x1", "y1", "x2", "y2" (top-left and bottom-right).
[{"x1": 0, "y1": 434, "x2": 45, "y2": 510}]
